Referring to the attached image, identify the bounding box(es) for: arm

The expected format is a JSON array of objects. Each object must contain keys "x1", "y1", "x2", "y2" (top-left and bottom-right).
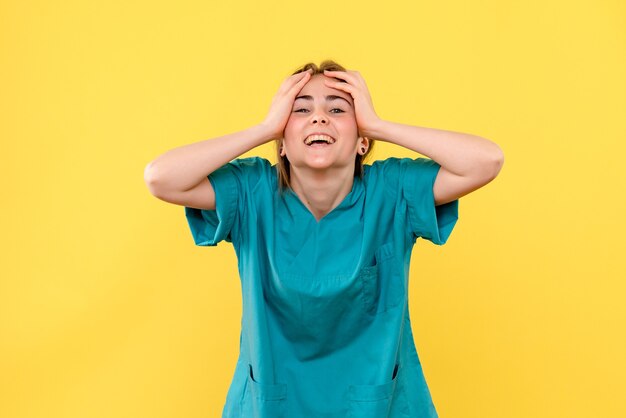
[
  {"x1": 322, "y1": 69, "x2": 505, "y2": 206},
  {"x1": 144, "y1": 69, "x2": 314, "y2": 210},
  {"x1": 144, "y1": 124, "x2": 274, "y2": 209},
  {"x1": 365, "y1": 120, "x2": 505, "y2": 206}
]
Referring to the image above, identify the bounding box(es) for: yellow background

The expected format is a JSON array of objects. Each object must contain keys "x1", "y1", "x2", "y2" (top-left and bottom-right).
[{"x1": 2, "y1": 0, "x2": 625, "y2": 417}]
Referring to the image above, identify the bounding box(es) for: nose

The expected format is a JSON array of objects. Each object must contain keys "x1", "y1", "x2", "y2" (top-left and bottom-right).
[{"x1": 311, "y1": 112, "x2": 327, "y2": 124}]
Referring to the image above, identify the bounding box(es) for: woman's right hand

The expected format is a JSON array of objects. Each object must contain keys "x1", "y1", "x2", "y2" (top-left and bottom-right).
[{"x1": 259, "y1": 69, "x2": 313, "y2": 141}]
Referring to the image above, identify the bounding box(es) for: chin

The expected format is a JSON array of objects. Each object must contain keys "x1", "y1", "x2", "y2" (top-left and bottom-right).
[
  {"x1": 305, "y1": 156, "x2": 337, "y2": 169},
  {"x1": 308, "y1": 159, "x2": 358, "y2": 174},
  {"x1": 289, "y1": 154, "x2": 354, "y2": 172}
]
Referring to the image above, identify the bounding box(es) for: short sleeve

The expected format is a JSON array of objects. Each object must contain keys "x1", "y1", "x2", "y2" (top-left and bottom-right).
[
  {"x1": 183, "y1": 157, "x2": 271, "y2": 246},
  {"x1": 401, "y1": 158, "x2": 459, "y2": 245}
]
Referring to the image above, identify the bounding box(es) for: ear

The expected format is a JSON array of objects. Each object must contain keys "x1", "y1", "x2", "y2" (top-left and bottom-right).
[
  {"x1": 357, "y1": 136, "x2": 370, "y2": 155},
  {"x1": 278, "y1": 139, "x2": 286, "y2": 157}
]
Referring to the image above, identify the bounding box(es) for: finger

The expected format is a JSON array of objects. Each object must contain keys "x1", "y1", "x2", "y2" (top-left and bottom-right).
[
  {"x1": 280, "y1": 71, "x2": 311, "y2": 94},
  {"x1": 282, "y1": 75, "x2": 310, "y2": 103},
  {"x1": 323, "y1": 69, "x2": 360, "y2": 84},
  {"x1": 280, "y1": 70, "x2": 311, "y2": 90},
  {"x1": 324, "y1": 70, "x2": 368, "y2": 92},
  {"x1": 290, "y1": 71, "x2": 312, "y2": 92},
  {"x1": 286, "y1": 68, "x2": 312, "y2": 80},
  {"x1": 293, "y1": 69, "x2": 313, "y2": 81},
  {"x1": 323, "y1": 78, "x2": 356, "y2": 95},
  {"x1": 292, "y1": 70, "x2": 312, "y2": 84}
]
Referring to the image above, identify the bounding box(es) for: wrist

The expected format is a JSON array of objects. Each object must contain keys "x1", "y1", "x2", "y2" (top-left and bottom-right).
[
  {"x1": 363, "y1": 118, "x2": 389, "y2": 142},
  {"x1": 252, "y1": 123, "x2": 278, "y2": 145}
]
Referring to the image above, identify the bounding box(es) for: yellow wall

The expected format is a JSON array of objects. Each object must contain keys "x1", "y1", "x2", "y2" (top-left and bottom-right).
[{"x1": 2, "y1": 1, "x2": 624, "y2": 417}]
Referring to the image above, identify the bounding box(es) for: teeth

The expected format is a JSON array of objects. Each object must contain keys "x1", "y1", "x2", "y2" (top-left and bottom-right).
[{"x1": 305, "y1": 134, "x2": 335, "y2": 145}]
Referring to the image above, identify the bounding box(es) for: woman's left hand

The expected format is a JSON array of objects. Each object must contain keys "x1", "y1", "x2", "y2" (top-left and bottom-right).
[{"x1": 323, "y1": 69, "x2": 382, "y2": 140}]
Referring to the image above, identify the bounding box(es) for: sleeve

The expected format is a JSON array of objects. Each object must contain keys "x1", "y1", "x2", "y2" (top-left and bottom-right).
[
  {"x1": 400, "y1": 157, "x2": 459, "y2": 245},
  {"x1": 183, "y1": 157, "x2": 270, "y2": 247}
]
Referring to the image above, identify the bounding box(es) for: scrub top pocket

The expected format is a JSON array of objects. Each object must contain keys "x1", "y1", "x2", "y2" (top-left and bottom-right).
[
  {"x1": 244, "y1": 364, "x2": 288, "y2": 418},
  {"x1": 360, "y1": 242, "x2": 405, "y2": 315},
  {"x1": 347, "y1": 363, "x2": 403, "y2": 418}
]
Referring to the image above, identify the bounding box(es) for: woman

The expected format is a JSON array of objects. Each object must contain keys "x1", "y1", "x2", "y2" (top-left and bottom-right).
[{"x1": 144, "y1": 60, "x2": 504, "y2": 418}]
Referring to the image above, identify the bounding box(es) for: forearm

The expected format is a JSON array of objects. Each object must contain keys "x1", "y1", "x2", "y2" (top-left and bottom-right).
[
  {"x1": 368, "y1": 119, "x2": 504, "y2": 177},
  {"x1": 144, "y1": 123, "x2": 274, "y2": 192}
]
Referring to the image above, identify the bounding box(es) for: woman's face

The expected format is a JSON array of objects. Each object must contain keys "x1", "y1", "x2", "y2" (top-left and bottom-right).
[{"x1": 282, "y1": 74, "x2": 366, "y2": 173}]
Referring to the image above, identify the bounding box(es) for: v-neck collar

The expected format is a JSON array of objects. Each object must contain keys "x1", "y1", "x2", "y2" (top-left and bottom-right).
[{"x1": 283, "y1": 176, "x2": 364, "y2": 224}]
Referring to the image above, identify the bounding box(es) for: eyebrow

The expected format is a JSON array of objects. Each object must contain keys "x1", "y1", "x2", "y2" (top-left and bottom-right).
[{"x1": 294, "y1": 95, "x2": 353, "y2": 107}]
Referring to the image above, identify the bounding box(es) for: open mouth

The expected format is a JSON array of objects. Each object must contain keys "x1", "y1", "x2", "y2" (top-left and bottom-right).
[{"x1": 304, "y1": 134, "x2": 335, "y2": 147}]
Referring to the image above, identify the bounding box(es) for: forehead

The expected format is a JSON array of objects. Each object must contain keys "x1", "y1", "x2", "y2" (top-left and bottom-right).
[{"x1": 297, "y1": 74, "x2": 353, "y2": 103}]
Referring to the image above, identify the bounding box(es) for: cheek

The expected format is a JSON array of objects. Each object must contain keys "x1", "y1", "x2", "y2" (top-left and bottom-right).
[
  {"x1": 283, "y1": 116, "x2": 306, "y2": 139},
  {"x1": 338, "y1": 118, "x2": 359, "y2": 135},
  {"x1": 283, "y1": 115, "x2": 298, "y2": 132}
]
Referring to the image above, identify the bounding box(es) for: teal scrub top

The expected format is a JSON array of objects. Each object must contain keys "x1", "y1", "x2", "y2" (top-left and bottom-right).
[{"x1": 184, "y1": 156, "x2": 459, "y2": 418}]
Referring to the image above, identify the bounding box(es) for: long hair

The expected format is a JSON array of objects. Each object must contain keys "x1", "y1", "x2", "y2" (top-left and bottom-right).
[{"x1": 276, "y1": 60, "x2": 375, "y2": 192}]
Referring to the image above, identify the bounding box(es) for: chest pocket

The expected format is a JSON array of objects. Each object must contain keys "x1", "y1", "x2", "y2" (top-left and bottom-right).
[{"x1": 359, "y1": 242, "x2": 405, "y2": 315}]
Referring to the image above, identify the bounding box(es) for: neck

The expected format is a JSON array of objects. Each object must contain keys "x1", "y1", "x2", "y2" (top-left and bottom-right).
[{"x1": 289, "y1": 165, "x2": 355, "y2": 221}]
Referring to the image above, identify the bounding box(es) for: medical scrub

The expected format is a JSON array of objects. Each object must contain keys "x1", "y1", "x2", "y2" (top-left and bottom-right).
[{"x1": 184, "y1": 156, "x2": 459, "y2": 418}]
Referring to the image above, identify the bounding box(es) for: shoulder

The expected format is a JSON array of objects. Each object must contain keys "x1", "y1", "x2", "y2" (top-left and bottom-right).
[
  {"x1": 365, "y1": 157, "x2": 439, "y2": 179},
  {"x1": 364, "y1": 157, "x2": 441, "y2": 197},
  {"x1": 363, "y1": 158, "x2": 405, "y2": 199},
  {"x1": 226, "y1": 156, "x2": 273, "y2": 172},
  {"x1": 365, "y1": 157, "x2": 405, "y2": 173},
  {"x1": 364, "y1": 157, "x2": 415, "y2": 183},
  {"x1": 213, "y1": 157, "x2": 276, "y2": 190}
]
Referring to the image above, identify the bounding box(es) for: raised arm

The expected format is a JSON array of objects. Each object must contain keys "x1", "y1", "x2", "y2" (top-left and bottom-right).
[
  {"x1": 322, "y1": 69, "x2": 504, "y2": 206},
  {"x1": 144, "y1": 69, "x2": 313, "y2": 210},
  {"x1": 365, "y1": 120, "x2": 504, "y2": 206},
  {"x1": 144, "y1": 124, "x2": 274, "y2": 210}
]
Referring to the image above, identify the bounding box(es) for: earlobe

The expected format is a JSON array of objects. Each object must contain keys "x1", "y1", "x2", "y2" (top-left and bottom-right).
[
  {"x1": 358, "y1": 136, "x2": 369, "y2": 155},
  {"x1": 277, "y1": 139, "x2": 285, "y2": 157}
]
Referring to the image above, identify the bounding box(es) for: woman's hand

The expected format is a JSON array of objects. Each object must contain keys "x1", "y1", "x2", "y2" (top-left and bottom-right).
[
  {"x1": 322, "y1": 69, "x2": 382, "y2": 139},
  {"x1": 259, "y1": 69, "x2": 313, "y2": 140}
]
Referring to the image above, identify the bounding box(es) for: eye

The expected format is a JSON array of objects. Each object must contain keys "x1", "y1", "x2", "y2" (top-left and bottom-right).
[{"x1": 293, "y1": 108, "x2": 345, "y2": 114}]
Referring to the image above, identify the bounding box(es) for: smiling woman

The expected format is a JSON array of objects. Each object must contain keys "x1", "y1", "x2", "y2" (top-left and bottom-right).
[
  {"x1": 144, "y1": 59, "x2": 502, "y2": 418},
  {"x1": 276, "y1": 60, "x2": 376, "y2": 192}
]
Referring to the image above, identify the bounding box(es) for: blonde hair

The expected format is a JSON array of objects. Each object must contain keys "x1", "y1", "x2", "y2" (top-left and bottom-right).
[{"x1": 276, "y1": 60, "x2": 375, "y2": 192}]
